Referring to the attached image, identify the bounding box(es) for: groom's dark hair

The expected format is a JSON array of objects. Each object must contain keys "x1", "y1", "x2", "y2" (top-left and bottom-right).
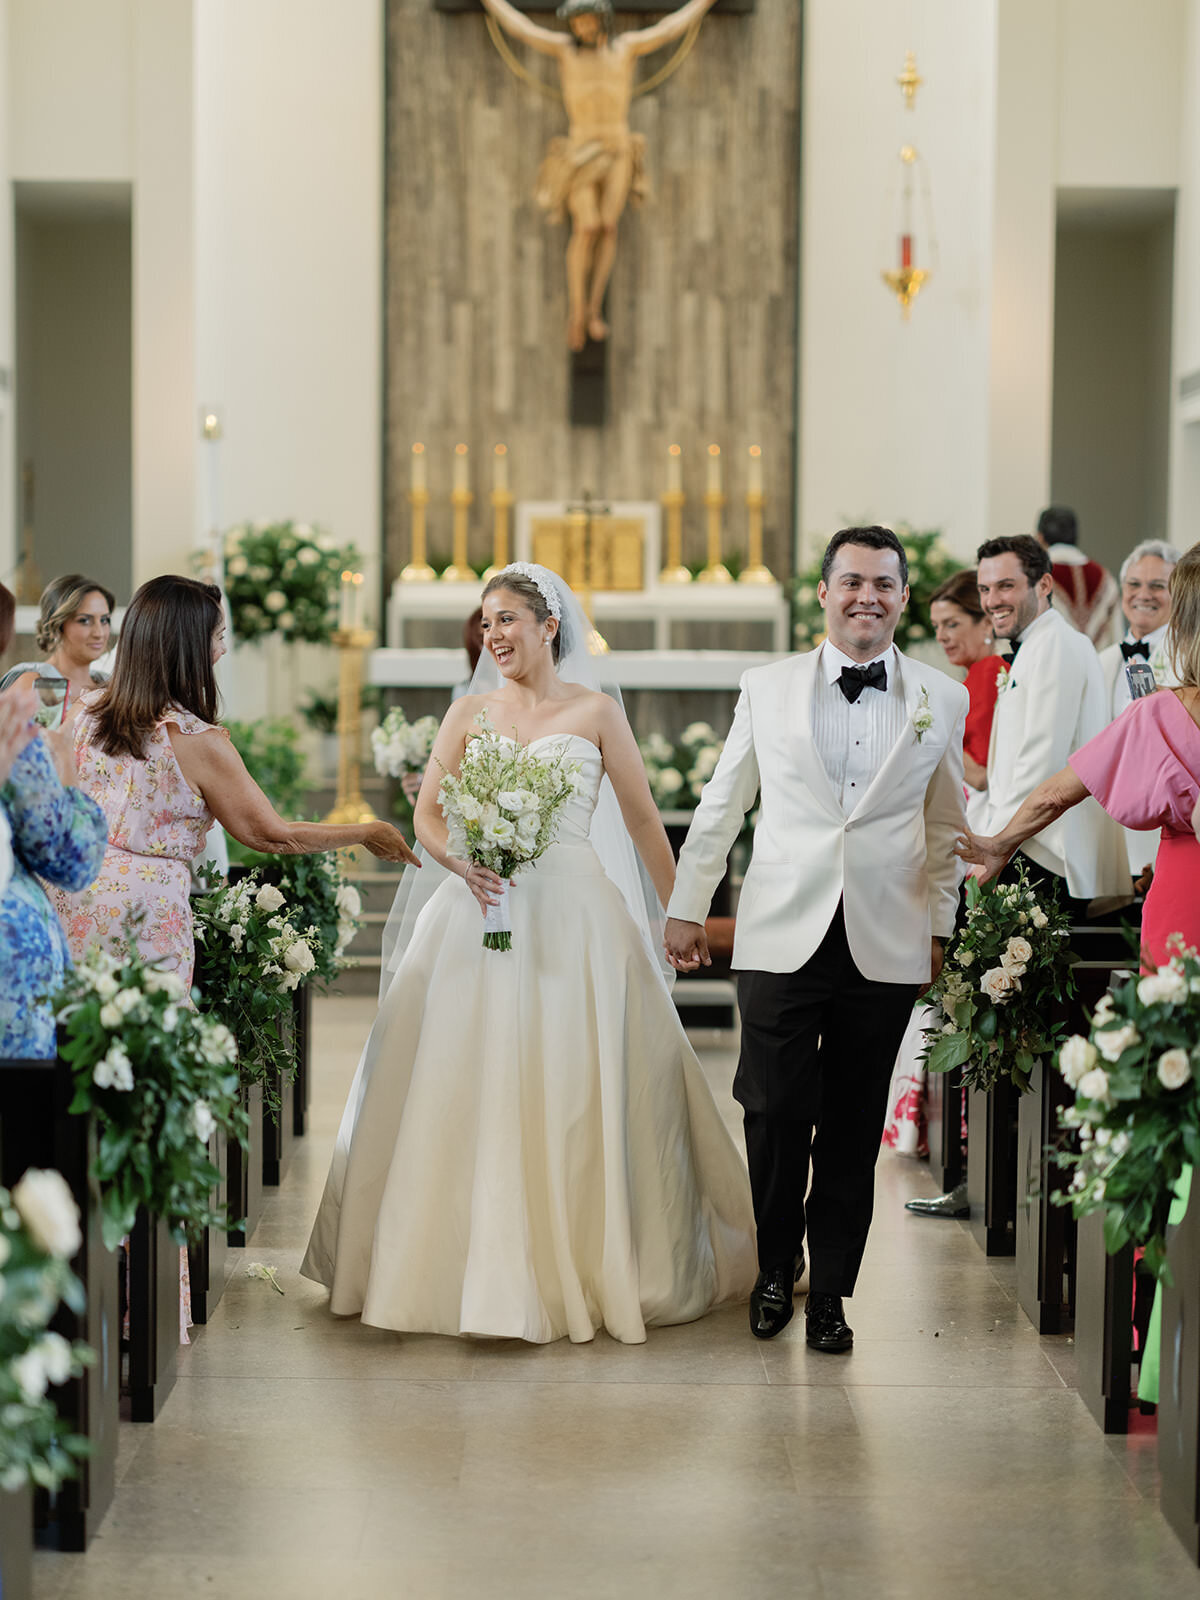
[{"x1": 821, "y1": 526, "x2": 908, "y2": 588}]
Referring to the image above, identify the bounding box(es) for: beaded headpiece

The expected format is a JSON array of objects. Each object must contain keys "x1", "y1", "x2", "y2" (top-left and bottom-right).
[{"x1": 492, "y1": 563, "x2": 564, "y2": 623}]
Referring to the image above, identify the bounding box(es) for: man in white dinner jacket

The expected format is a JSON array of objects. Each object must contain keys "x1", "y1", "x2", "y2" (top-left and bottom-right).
[
  {"x1": 1097, "y1": 539, "x2": 1181, "y2": 883},
  {"x1": 664, "y1": 527, "x2": 968, "y2": 1350},
  {"x1": 976, "y1": 535, "x2": 1130, "y2": 911}
]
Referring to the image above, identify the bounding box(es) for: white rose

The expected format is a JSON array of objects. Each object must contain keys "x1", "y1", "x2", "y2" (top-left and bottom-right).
[
  {"x1": 956, "y1": 949, "x2": 975, "y2": 968},
  {"x1": 93, "y1": 972, "x2": 119, "y2": 1001},
  {"x1": 1001, "y1": 960, "x2": 1027, "y2": 978},
  {"x1": 283, "y1": 941, "x2": 316, "y2": 976},
  {"x1": 1078, "y1": 1067, "x2": 1113, "y2": 1105},
  {"x1": 1030, "y1": 907, "x2": 1049, "y2": 929},
  {"x1": 255, "y1": 884, "x2": 286, "y2": 914},
  {"x1": 1096, "y1": 1023, "x2": 1140, "y2": 1062},
  {"x1": 36, "y1": 1331, "x2": 74, "y2": 1387},
  {"x1": 497, "y1": 789, "x2": 538, "y2": 815},
  {"x1": 161, "y1": 1005, "x2": 180, "y2": 1034},
  {"x1": 12, "y1": 1348, "x2": 48, "y2": 1401},
  {"x1": 227, "y1": 555, "x2": 249, "y2": 577},
  {"x1": 12, "y1": 1169, "x2": 82, "y2": 1260},
  {"x1": 296, "y1": 545, "x2": 320, "y2": 565},
  {"x1": 98, "y1": 1002, "x2": 122, "y2": 1030},
  {"x1": 1157, "y1": 1049, "x2": 1193, "y2": 1091},
  {"x1": 657, "y1": 768, "x2": 684, "y2": 796},
  {"x1": 1092, "y1": 993, "x2": 1116, "y2": 1024},
  {"x1": 980, "y1": 966, "x2": 1019, "y2": 1003},
  {"x1": 1005, "y1": 936, "x2": 1033, "y2": 965},
  {"x1": 1137, "y1": 969, "x2": 1188, "y2": 1008},
  {"x1": 335, "y1": 884, "x2": 361, "y2": 919},
  {"x1": 1111, "y1": 1132, "x2": 1131, "y2": 1157},
  {"x1": 1058, "y1": 1035, "x2": 1099, "y2": 1088},
  {"x1": 191, "y1": 1100, "x2": 217, "y2": 1143},
  {"x1": 681, "y1": 721, "x2": 717, "y2": 747},
  {"x1": 143, "y1": 969, "x2": 186, "y2": 999},
  {"x1": 201, "y1": 1021, "x2": 237, "y2": 1065},
  {"x1": 113, "y1": 986, "x2": 142, "y2": 1016},
  {"x1": 264, "y1": 590, "x2": 288, "y2": 612}
]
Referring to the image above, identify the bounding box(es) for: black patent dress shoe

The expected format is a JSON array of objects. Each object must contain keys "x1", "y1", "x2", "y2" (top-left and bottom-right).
[
  {"x1": 805, "y1": 1291, "x2": 854, "y2": 1353},
  {"x1": 749, "y1": 1259, "x2": 802, "y2": 1340},
  {"x1": 904, "y1": 1180, "x2": 969, "y2": 1218}
]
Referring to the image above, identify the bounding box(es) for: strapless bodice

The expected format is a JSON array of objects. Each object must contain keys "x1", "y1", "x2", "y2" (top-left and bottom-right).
[{"x1": 500, "y1": 734, "x2": 604, "y2": 849}]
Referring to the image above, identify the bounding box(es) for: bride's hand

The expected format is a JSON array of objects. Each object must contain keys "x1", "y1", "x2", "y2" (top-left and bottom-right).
[
  {"x1": 463, "y1": 860, "x2": 506, "y2": 914},
  {"x1": 954, "y1": 829, "x2": 1008, "y2": 884}
]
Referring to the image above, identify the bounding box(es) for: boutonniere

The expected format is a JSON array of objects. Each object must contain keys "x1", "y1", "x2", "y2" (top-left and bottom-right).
[
  {"x1": 912, "y1": 686, "x2": 935, "y2": 744},
  {"x1": 1151, "y1": 647, "x2": 1168, "y2": 681},
  {"x1": 996, "y1": 663, "x2": 1012, "y2": 695}
]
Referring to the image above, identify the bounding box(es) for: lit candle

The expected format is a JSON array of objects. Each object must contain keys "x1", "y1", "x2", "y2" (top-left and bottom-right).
[
  {"x1": 748, "y1": 445, "x2": 763, "y2": 497},
  {"x1": 339, "y1": 569, "x2": 354, "y2": 631},
  {"x1": 411, "y1": 442, "x2": 426, "y2": 493},
  {"x1": 353, "y1": 571, "x2": 365, "y2": 631},
  {"x1": 707, "y1": 444, "x2": 722, "y2": 495},
  {"x1": 493, "y1": 444, "x2": 509, "y2": 493},
  {"x1": 667, "y1": 444, "x2": 682, "y2": 494},
  {"x1": 454, "y1": 443, "x2": 469, "y2": 493}
]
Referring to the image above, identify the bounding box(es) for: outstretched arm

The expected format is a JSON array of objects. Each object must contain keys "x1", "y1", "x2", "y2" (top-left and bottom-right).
[
  {"x1": 479, "y1": 0, "x2": 568, "y2": 57},
  {"x1": 955, "y1": 766, "x2": 1088, "y2": 883},
  {"x1": 626, "y1": 0, "x2": 720, "y2": 58}
]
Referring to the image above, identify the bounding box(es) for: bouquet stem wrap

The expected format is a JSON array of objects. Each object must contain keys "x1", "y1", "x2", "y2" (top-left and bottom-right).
[{"x1": 483, "y1": 880, "x2": 512, "y2": 952}]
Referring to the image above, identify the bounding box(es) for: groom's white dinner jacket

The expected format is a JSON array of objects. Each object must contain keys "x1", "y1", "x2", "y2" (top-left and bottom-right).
[{"x1": 667, "y1": 646, "x2": 969, "y2": 985}]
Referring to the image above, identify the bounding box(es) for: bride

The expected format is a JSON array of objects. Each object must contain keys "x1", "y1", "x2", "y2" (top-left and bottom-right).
[{"x1": 301, "y1": 563, "x2": 757, "y2": 1343}]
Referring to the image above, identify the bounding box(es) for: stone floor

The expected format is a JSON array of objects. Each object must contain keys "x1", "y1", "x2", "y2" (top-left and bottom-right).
[{"x1": 33, "y1": 997, "x2": 1200, "y2": 1599}]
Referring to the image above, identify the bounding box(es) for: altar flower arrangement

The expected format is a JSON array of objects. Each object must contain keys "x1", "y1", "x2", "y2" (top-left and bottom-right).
[
  {"x1": 638, "y1": 722, "x2": 725, "y2": 811},
  {"x1": 0, "y1": 1171, "x2": 94, "y2": 1491},
  {"x1": 790, "y1": 525, "x2": 960, "y2": 653},
  {"x1": 922, "y1": 865, "x2": 1076, "y2": 1093},
  {"x1": 438, "y1": 712, "x2": 581, "y2": 951},
  {"x1": 53, "y1": 946, "x2": 247, "y2": 1250},
  {"x1": 214, "y1": 520, "x2": 359, "y2": 645},
  {"x1": 193, "y1": 871, "x2": 322, "y2": 1109},
  {"x1": 1052, "y1": 937, "x2": 1200, "y2": 1281}
]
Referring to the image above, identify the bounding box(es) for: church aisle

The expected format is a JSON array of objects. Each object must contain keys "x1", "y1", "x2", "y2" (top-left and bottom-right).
[{"x1": 33, "y1": 998, "x2": 1197, "y2": 1600}]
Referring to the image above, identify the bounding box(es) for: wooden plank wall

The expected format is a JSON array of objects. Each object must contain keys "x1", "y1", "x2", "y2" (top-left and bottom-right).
[{"x1": 385, "y1": 0, "x2": 802, "y2": 582}]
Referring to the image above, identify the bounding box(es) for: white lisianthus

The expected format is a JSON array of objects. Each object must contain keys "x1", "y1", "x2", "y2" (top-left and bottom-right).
[
  {"x1": 1058, "y1": 1035, "x2": 1099, "y2": 1088},
  {"x1": 497, "y1": 789, "x2": 539, "y2": 815},
  {"x1": 283, "y1": 941, "x2": 316, "y2": 976},
  {"x1": 1157, "y1": 1049, "x2": 1193, "y2": 1090},
  {"x1": 255, "y1": 884, "x2": 286, "y2": 914},
  {"x1": 1002, "y1": 961, "x2": 1028, "y2": 978},
  {"x1": 1077, "y1": 1067, "x2": 1114, "y2": 1105},
  {"x1": 1096, "y1": 1023, "x2": 1140, "y2": 1063},
  {"x1": 481, "y1": 816, "x2": 516, "y2": 848},
  {"x1": 335, "y1": 883, "x2": 362, "y2": 920},
  {"x1": 93, "y1": 1045, "x2": 134, "y2": 1093},
  {"x1": 12, "y1": 1170, "x2": 82, "y2": 1260},
  {"x1": 191, "y1": 1100, "x2": 217, "y2": 1143},
  {"x1": 980, "y1": 966, "x2": 1019, "y2": 1003},
  {"x1": 98, "y1": 1002, "x2": 122, "y2": 1030},
  {"x1": 1137, "y1": 968, "x2": 1188, "y2": 1008}
]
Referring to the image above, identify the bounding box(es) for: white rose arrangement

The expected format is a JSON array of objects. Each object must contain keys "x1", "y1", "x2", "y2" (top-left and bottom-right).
[
  {"x1": 1052, "y1": 937, "x2": 1200, "y2": 1281},
  {"x1": 437, "y1": 711, "x2": 582, "y2": 951},
  {"x1": 52, "y1": 944, "x2": 246, "y2": 1253},
  {"x1": 922, "y1": 865, "x2": 1076, "y2": 1094},
  {"x1": 638, "y1": 721, "x2": 725, "y2": 811},
  {"x1": 0, "y1": 1172, "x2": 94, "y2": 1492},
  {"x1": 209, "y1": 520, "x2": 359, "y2": 646}
]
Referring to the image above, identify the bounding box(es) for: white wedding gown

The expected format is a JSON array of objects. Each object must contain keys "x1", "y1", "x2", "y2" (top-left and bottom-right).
[{"x1": 301, "y1": 735, "x2": 758, "y2": 1344}]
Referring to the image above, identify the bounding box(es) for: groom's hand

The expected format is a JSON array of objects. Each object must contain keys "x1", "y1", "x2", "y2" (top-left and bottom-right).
[{"x1": 664, "y1": 917, "x2": 711, "y2": 972}]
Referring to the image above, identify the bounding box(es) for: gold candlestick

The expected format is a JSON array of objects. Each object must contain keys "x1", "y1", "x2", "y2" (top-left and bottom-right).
[
  {"x1": 442, "y1": 487, "x2": 475, "y2": 582},
  {"x1": 739, "y1": 489, "x2": 775, "y2": 584},
  {"x1": 401, "y1": 486, "x2": 436, "y2": 582},
  {"x1": 323, "y1": 626, "x2": 377, "y2": 827},
  {"x1": 483, "y1": 488, "x2": 514, "y2": 581},
  {"x1": 659, "y1": 489, "x2": 689, "y2": 583},
  {"x1": 698, "y1": 491, "x2": 732, "y2": 584}
]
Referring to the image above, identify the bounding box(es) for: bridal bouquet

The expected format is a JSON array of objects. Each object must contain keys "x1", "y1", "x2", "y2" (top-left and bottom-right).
[
  {"x1": 372, "y1": 706, "x2": 439, "y2": 780},
  {"x1": 438, "y1": 713, "x2": 581, "y2": 951},
  {"x1": 1052, "y1": 936, "x2": 1200, "y2": 1281},
  {"x1": 922, "y1": 866, "x2": 1076, "y2": 1093}
]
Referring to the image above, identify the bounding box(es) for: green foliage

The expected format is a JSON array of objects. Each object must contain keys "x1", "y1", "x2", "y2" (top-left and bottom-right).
[
  {"x1": 1052, "y1": 936, "x2": 1200, "y2": 1282},
  {"x1": 299, "y1": 685, "x2": 384, "y2": 735},
  {"x1": 226, "y1": 718, "x2": 308, "y2": 820},
  {"x1": 53, "y1": 943, "x2": 247, "y2": 1252},
  {"x1": 215, "y1": 853, "x2": 362, "y2": 987},
  {"x1": 790, "y1": 525, "x2": 962, "y2": 654},
  {"x1": 0, "y1": 1173, "x2": 93, "y2": 1492},
  {"x1": 214, "y1": 520, "x2": 359, "y2": 646},
  {"x1": 922, "y1": 867, "x2": 1077, "y2": 1094}
]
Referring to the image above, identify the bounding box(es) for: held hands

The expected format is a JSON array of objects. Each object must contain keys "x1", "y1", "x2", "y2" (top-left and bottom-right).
[
  {"x1": 362, "y1": 821, "x2": 421, "y2": 866},
  {"x1": 664, "y1": 917, "x2": 710, "y2": 973},
  {"x1": 463, "y1": 860, "x2": 511, "y2": 916},
  {"x1": 953, "y1": 828, "x2": 1010, "y2": 884}
]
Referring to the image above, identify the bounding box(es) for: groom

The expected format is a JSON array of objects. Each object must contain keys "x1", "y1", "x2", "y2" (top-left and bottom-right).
[{"x1": 664, "y1": 527, "x2": 968, "y2": 1348}]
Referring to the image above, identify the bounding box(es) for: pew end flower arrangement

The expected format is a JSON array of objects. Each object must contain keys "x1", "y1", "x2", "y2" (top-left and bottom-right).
[
  {"x1": 192, "y1": 871, "x2": 322, "y2": 1115},
  {"x1": 922, "y1": 867, "x2": 1076, "y2": 1094},
  {"x1": 438, "y1": 712, "x2": 581, "y2": 951},
  {"x1": 218, "y1": 853, "x2": 363, "y2": 989},
  {"x1": 0, "y1": 1170, "x2": 93, "y2": 1491},
  {"x1": 1053, "y1": 937, "x2": 1200, "y2": 1282},
  {"x1": 53, "y1": 945, "x2": 246, "y2": 1252}
]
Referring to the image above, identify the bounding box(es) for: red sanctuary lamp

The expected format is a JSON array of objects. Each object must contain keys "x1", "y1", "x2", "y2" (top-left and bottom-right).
[{"x1": 881, "y1": 52, "x2": 937, "y2": 320}]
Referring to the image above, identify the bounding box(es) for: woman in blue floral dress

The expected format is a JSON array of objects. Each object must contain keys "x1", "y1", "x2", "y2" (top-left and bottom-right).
[{"x1": 0, "y1": 583, "x2": 107, "y2": 1058}]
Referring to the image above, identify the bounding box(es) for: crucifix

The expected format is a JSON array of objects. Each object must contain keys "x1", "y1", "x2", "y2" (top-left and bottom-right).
[{"x1": 479, "y1": 0, "x2": 721, "y2": 354}]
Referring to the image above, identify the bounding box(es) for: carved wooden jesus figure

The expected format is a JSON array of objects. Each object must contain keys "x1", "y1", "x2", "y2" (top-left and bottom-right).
[{"x1": 481, "y1": 0, "x2": 720, "y2": 351}]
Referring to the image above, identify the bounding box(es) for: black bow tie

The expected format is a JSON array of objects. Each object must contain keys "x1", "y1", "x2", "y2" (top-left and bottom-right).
[
  {"x1": 837, "y1": 660, "x2": 887, "y2": 703},
  {"x1": 1005, "y1": 638, "x2": 1023, "y2": 662},
  {"x1": 1121, "y1": 639, "x2": 1151, "y2": 661}
]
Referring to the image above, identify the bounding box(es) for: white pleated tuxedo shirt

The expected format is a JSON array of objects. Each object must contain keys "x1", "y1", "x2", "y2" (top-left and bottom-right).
[{"x1": 811, "y1": 641, "x2": 909, "y2": 812}]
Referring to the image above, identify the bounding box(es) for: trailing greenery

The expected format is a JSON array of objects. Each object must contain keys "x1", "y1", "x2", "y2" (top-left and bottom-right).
[
  {"x1": 53, "y1": 943, "x2": 246, "y2": 1251},
  {"x1": 214, "y1": 853, "x2": 362, "y2": 987}
]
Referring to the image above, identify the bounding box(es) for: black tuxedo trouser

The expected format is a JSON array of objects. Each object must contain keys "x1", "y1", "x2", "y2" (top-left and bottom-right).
[{"x1": 734, "y1": 902, "x2": 918, "y2": 1296}]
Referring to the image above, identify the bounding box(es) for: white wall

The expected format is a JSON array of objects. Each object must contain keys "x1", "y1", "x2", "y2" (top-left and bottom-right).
[
  {"x1": 0, "y1": 0, "x2": 14, "y2": 584},
  {"x1": 1169, "y1": 0, "x2": 1200, "y2": 547},
  {"x1": 9, "y1": 0, "x2": 133, "y2": 182},
  {"x1": 194, "y1": 0, "x2": 384, "y2": 581}
]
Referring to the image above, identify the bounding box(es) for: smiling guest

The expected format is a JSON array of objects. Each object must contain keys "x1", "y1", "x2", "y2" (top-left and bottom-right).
[
  {"x1": 666, "y1": 526, "x2": 969, "y2": 1350},
  {"x1": 975, "y1": 535, "x2": 1128, "y2": 912},
  {"x1": 0, "y1": 574, "x2": 116, "y2": 724}
]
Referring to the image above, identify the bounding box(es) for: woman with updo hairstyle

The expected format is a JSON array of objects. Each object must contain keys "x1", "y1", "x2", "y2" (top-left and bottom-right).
[
  {"x1": 0, "y1": 573, "x2": 117, "y2": 724},
  {"x1": 928, "y1": 569, "x2": 1006, "y2": 799},
  {"x1": 50, "y1": 574, "x2": 417, "y2": 989}
]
